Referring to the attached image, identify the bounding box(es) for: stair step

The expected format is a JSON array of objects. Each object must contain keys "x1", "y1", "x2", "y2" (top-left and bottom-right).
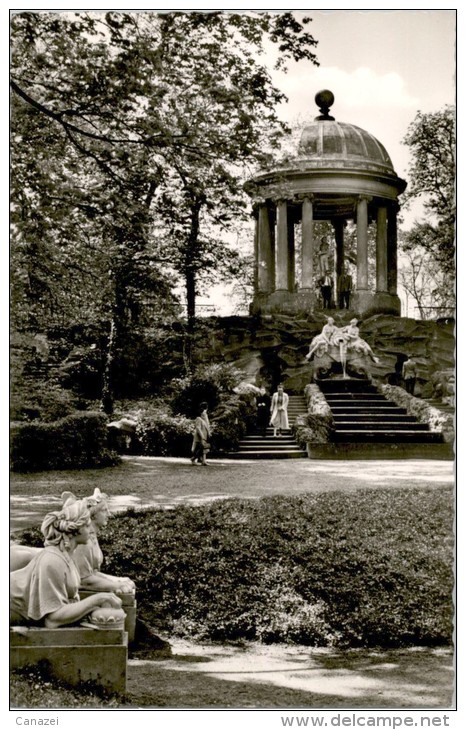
[
  {"x1": 326, "y1": 399, "x2": 399, "y2": 407},
  {"x1": 329, "y1": 404, "x2": 406, "y2": 411},
  {"x1": 228, "y1": 450, "x2": 308, "y2": 459},
  {"x1": 247, "y1": 436, "x2": 295, "y2": 441},
  {"x1": 239, "y1": 445, "x2": 305, "y2": 452},
  {"x1": 325, "y1": 394, "x2": 386, "y2": 401},
  {"x1": 333, "y1": 422, "x2": 431, "y2": 431},
  {"x1": 316, "y1": 379, "x2": 375, "y2": 393},
  {"x1": 333, "y1": 430, "x2": 444, "y2": 443},
  {"x1": 332, "y1": 414, "x2": 418, "y2": 422},
  {"x1": 306, "y1": 442, "x2": 453, "y2": 460}
]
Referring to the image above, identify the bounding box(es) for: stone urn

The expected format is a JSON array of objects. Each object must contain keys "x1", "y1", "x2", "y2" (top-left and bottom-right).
[{"x1": 89, "y1": 606, "x2": 126, "y2": 630}]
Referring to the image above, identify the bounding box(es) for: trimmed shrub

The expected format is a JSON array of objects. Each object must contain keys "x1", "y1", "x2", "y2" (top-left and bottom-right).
[
  {"x1": 210, "y1": 392, "x2": 257, "y2": 454},
  {"x1": 10, "y1": 412, "x2": 119, "y2": 472},
  {"x1": 84, "y1": 487, "x2": 453, "y2": 648},
  {"x1": 293, "y1": 384, "x2": 334, "y2": 446},
  {"x1": 380, "y1": 384, "x2": 454, "y2": 443},
  {"x1": 10, "y1": 379, "x2": 77, "y2": 423},
  {"x1": 135, "y1": 414, "x2": 194, "y2": 457}
]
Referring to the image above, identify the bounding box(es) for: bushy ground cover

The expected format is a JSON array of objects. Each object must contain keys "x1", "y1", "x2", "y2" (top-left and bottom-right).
[
  {"x1": 84, "y1": 486, "x2": 455, "y2": 648},
  {"x1": 116, "y1": 363, "x2": 257, "y2": 457},
  {"x1": 97, "y1": 487, "x2": 453, "y2": 647}
]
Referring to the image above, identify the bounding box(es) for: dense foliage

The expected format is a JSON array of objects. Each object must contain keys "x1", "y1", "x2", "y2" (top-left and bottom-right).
[
  {"x1": 10, "y1": 412, "x2": 119, "y2": 471},
  {"x1": 11, "y1": 10, "x2": 319, "y2": 401},
  {"x1": 401, "y1": 105, "x2": 455, "y2": 315},
  {"x1": 92, "y1": 488, "x2": 453, "y2": 648}
]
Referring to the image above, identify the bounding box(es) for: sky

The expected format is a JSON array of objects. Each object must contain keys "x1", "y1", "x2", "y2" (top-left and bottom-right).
[{"x1": 271, "y1": 10, "x2": 455, "y2": 181}]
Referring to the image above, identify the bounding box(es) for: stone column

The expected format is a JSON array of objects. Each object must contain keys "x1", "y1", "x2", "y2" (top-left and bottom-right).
[
  {"x1": 287, "y1": 216, "x2": 295, "y2": 292},
  {"x1": 276, "y1": 199, "x2": 289, "y2": 291},
  {"x1": 333, "y1": 219, "x2": 345, "y2": 281},
  {"x1": 387, "y1": 204, "x2": 398, "y2": 295},
  {"x1": 300, "y1": 195, "x2": 314, "y2": 290},
  {"x1": 252, "y1": 206, "x2": 259, "y2": 296},
  {"x1": 376, "y1": 206, "x2": 388, "y2": 292},
  {"x1": 356, "y1": 195, "x2": 371, "y2": 291},
  {"x1": 258, "y1": 204, "x2": 274, "y2": 293}
]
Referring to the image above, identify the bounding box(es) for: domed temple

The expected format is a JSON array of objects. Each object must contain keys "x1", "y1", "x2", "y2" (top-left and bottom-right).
[{"x1": 245, "y1": 90, "x2": 407, "y2": 317}]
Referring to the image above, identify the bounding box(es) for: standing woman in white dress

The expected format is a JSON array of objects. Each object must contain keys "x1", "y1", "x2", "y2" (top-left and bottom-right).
[{"x1": 270, "y1": 384, "x2": 289, "y2": 438}]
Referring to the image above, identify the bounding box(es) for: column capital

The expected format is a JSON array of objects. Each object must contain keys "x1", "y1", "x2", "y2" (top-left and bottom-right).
[
  {"x1": 271, "y1": 196, "x2": 289, "y2": 206},
  {"x1": 294, "y1": 193, "x2": 315, "y2": 204},
  {"x1": 251, "y1": 196, "x2": 268, "y2": 210},
  {"x1": 358, "y1": 194, "x2": 373, "y2": 204}
]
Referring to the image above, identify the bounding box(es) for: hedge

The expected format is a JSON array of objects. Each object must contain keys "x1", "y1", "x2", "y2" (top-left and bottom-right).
[
  {"x1": 97, "y1": 487, "x2": 453, "y2": 648},
  {"x1": 10, "y1": 412, "x2": 120, "y2": 472}
]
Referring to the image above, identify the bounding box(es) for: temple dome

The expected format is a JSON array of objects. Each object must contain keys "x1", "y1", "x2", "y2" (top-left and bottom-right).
[{"x1": 298, "y1": 119, "x2": 394, "y2": 172}]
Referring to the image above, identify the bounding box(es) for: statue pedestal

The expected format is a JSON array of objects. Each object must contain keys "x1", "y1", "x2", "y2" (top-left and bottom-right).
[
  {"x1": 10, "y1": 626, "x2": 127, "y2": 694},
  {"x1": 352, "y1": 291, "x2": 401, "y2": 317},
  {"x1": 252, "y1": 290, "x2": 316, "y2": 315},
  {"x1": 312, "y1": 346, "x2": 372, "y2": 380}
]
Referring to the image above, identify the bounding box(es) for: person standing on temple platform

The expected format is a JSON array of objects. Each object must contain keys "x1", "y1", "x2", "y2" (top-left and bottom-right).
[
  {"x1": 256, "y1": 387, "x2": 271, "y2": 438},
  {"x1": 270, "y1": 384, "x2": 289, "y2": 438},
  {"x1": 320, "y1": 271, "x2": 333, "y2": 309},
  {"x1": 337, "y1": 268, "x2": 353, "y2": 309},
  {"x1": 402, "y1": 356, "x2": 418, "y2": 395}
]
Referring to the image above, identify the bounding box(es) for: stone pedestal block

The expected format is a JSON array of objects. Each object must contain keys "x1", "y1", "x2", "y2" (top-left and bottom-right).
[
  {"x1": 352, "y1": 291, "x2": 400, "y2": 317},
  {"x1": 10, "y1": 626, "x2": 127, "y2": 694},
  {"x1": 253, "y1": 290, "x2": 316, "y2": 315}
]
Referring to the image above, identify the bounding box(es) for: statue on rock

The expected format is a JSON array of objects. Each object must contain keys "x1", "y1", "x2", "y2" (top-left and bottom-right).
[
  {"x1": 337, "y1": 319, "x2": 380, "y2": 363},
  {"x1": 306, "y1": 318, "x2": 379, "y2": 379},
  {"x1": 74, "y1": 488, "x2": 136, "y2": 595},
  {"x1": 306, "y1": 317, "x2": 338, "y2": 360}
]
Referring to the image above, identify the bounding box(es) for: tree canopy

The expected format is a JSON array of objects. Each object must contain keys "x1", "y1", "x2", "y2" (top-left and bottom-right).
[
  {"x1": 401, "y1": 105, "x2": 455, "y2": 296},
  {"x1": 10, "y1": 10, "x2": 319, "y2": 404}
]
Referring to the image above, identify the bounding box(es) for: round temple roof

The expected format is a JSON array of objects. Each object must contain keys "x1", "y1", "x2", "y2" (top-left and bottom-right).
[
  {"x1": 298, "y1": 119, "x2": 394, "y2": 172},
  {"x1": 297, "y1": 90, "x2": 394, "y2": 173},
  {"x1": 246, "y1": 90, "x2": 406, "y2": 202}
]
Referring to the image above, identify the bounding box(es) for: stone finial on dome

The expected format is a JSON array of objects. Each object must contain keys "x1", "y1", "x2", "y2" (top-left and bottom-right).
[{"x1": 315, "y1": 89, "x2": 335, "y2": 121}]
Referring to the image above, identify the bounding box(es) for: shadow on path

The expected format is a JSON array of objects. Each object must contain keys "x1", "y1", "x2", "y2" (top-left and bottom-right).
[{"x1": 126, "y1": 642, "x2": 454, "y2": 709}]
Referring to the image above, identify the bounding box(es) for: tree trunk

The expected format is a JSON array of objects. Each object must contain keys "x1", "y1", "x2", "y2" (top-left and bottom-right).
[
  {"x1": 101, "y1": 318, "x2": 115, "y2": 415},
  {"x1": 184, "y1": 198, "x2": 203, "y2": 372}
]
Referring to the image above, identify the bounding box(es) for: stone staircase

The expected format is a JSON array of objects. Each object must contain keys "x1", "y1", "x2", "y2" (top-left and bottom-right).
[
  {"x1": 317, "y1": 379, "x2": 445, "y2": 444},
  {"x1": 228, "y1": 394, "x2": 308, "y2": 459},
  {"x1": 422, "y1": 398, "x2": 455, "y2": 416}
]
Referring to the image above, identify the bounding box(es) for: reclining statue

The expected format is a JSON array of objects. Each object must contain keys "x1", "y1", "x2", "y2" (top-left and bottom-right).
[
  {"x1": 10, "y1": 494, "x2": 122, "y2": 627},
  {"x1": 10, "y1": 489, "x2": 135, "y2": 597}
]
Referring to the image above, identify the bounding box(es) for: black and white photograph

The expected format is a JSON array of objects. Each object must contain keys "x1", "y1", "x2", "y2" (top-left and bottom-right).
[{"x1": 9, "y1": 5, "x2": 457, "y2": 723}]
